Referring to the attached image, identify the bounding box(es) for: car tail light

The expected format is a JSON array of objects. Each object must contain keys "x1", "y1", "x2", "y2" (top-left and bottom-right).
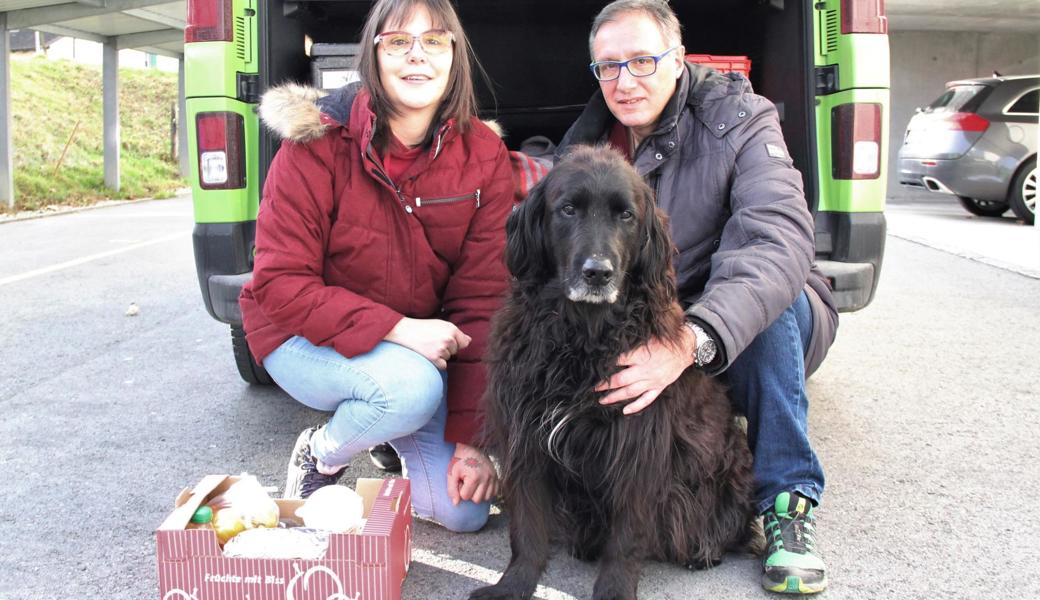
[
  {"x1": 937, "y1": 112, "x2": 990, "y2": 132},
  {"x1": 832, "y1": 103, "x2": 882, "y2": 180},
  {"x1": 185, "y1": 0, "x2": 233, "y2": 43},
  {"x1": 842, "y1": 0, "x2": 888, "y2": 34},
  {"x1": 196, "y1": 112, "x2": 245, "y2": 189}
]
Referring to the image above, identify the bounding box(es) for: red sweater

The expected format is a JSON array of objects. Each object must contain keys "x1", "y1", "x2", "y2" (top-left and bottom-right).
[{"x1": 240, "y1": 88, "x2": 514, "y2": 444}]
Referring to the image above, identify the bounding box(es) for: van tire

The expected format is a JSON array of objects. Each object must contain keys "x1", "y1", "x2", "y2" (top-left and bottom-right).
[
  {"x1": 232, "y1": 325, "x2": 274, "y2": 385},
  {"x1": 956, "y1": 196, "x2": 1008, "y2": 218},
  {"x1": 1007, "y1": 157, "x2": 1036, "y2": 225}
]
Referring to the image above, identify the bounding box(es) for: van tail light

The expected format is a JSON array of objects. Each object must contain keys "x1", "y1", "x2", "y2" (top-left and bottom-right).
[
  {"x1": 196, "y1": 112, "x2": 245, "y2": 189},
  {"x1": 937, "y1": 112, "x2": 990, "y2": 132},
  {"x1": 185, "y1": 0, "x2": 233, "y2": 43},
  {"x1": 842, "y1": 0, "x2": 888, "y2": 34},
  {"x1": 832, "y1": 103, "x2": 882, "y2": 180}
]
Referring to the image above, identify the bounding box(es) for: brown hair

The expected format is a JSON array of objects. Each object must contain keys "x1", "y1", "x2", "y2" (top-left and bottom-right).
[
  {"x1": 357, "y1": 0, "x2": 479, "y2": 149},
  {"x1": 588, "y1": 0, "x2": 682, "y2": 58}
]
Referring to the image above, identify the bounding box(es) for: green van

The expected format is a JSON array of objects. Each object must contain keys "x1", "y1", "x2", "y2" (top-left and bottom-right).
[{"x1": 184, "y1": 0, "x2": 890, "y2": 383}]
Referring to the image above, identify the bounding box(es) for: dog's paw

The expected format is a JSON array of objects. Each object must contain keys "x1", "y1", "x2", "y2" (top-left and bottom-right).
[
  {"x1": 468, "y1": 584, "x2": 527, "y2": 600},
  {"x1": 684, "y1": 556, "x2": 723, "y2": 570}
]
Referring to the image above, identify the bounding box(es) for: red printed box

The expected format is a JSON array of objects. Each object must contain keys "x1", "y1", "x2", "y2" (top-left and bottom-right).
[
  {"x1": 685, "y1": 53, "x2": 752, "y2": 77},
  {"x1": 156, "y1": 475, "x2": 412, "y2": 600}
]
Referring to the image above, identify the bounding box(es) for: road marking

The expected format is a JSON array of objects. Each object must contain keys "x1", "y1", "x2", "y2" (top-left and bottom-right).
[
  {"x1": 0, "y1": 231, "x2": 190, "y2": 287},
  {"x1": 411, "y1": 548, "x2": 579, "y2": 600}
]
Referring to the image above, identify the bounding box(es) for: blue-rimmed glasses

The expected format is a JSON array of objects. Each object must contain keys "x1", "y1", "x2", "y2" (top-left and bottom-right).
[
  {"x1": 374, "y1": 29, "x2": 455, "y2": 56},
  {"x1": 589, "y1": 46, "x2": 680, "y2": 81}
]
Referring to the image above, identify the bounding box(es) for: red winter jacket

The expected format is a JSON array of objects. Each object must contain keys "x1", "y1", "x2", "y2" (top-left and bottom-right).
[{"x1": 239, "y1": 83, "x2": 514, "y2": 444}]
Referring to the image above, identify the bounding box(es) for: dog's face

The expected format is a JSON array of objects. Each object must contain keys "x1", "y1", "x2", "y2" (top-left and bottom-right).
[
  {"x1": 545, "y1": 160, "x2": 644, "y2": 303},
  {"x1": 507, "y1": 146, "x2": 673, "y2": 304}
]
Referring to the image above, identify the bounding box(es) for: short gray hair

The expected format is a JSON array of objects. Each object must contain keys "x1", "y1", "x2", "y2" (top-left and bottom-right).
[{"x1": 588, "y1": 0, "x2": 682, "y2": 58}]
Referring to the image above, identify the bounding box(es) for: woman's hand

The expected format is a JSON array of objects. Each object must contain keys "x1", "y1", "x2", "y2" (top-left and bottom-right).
[
  {"x1": 384, "y1": 317, "x2": 471, "y2": 370},
  {"x1": 447, "y1": 443, "x2": 499, "y2": 505}
]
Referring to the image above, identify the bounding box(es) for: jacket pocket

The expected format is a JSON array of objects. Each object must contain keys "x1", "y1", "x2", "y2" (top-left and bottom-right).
[
  {"x1": 415, "y1": 189, "x2": 481, "y2": 208},
  {"x1": 412, "y1": 189, "x2": 481, "y2": 264}
]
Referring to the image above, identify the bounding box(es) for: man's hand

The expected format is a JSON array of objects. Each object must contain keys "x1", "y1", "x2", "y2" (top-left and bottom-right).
[
  {"x1": 447, "y1": 443, "x2": 499, "y2": 505},
  {"x1": 384, "y1": 317, "x2": 471, "y2": 370},
  {"x1": 596, "y1": 329, "x2": 696, "y2": 415}
]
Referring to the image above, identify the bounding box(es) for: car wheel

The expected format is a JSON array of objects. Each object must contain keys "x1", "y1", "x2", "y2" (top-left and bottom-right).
[
  {"x1": 231, "y1": 325, "x2": 274, "y2": 385},
  {"x1": 956, "y1": 196, "x2": 1008, "y2": 218},
  {"x1": 1007, "y1": 158, "x2": 1036, "y2": 225}
]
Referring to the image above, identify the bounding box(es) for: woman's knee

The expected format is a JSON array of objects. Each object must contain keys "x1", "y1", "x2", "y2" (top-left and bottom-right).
[
  {"x1": 434, "y1": 501, "x2": 490, "y2": 533},
  {"x1": 379, "y1": 350, "x2": 444, "y2": 429}
]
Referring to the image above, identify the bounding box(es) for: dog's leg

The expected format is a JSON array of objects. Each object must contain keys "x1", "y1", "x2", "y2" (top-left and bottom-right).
[
  {"x1": 591, "y1": 515, "x2": 644, "y2": 600},
  {"x1": 468, "y1": 478, "x2": 553, "y2": 600}
]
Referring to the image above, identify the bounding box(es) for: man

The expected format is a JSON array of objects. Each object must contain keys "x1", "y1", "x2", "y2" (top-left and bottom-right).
[{"x1": 555, "y1": 0, "x2": 839, "y2": 594}]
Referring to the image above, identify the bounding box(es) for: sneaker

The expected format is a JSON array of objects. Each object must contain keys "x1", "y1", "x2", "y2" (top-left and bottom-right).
[
  {"x1": 368, "y1": 443, "x2": 402, "y2": 472},
  {"x1": 284, "y1": 426, "x2": 346, "y2": 499},
  {"x1": 761, "y1": 492, "x2": 828, "y2": 594}
]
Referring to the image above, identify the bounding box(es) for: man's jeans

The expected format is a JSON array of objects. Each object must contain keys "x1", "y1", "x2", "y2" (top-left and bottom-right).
[
  {"x1": 263, "y1": 336, "x2": 491, "y2": 532},
  {"x1": 724, "y1": 291, "x2": 825, "y2": 514}
]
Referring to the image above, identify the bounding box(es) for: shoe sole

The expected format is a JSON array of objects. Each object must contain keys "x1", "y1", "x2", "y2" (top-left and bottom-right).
[{"x1": 762, "y1": 574, "x2": 828, "y2": 594}]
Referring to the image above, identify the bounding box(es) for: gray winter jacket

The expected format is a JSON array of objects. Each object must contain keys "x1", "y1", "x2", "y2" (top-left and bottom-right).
[{"x1": 557, "y1": 63, "x2": 837, "y2": 376}]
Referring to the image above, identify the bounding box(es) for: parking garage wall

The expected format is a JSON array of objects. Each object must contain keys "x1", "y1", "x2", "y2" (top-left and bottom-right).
[{"x1": 887, "y1": 31, "x2": 1039, "y2": 198}]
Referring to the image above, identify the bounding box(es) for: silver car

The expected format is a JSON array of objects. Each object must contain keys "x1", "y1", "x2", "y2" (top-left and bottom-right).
[{"x1": 898, "y1": 75, "x2": 1037, "y2": 224}]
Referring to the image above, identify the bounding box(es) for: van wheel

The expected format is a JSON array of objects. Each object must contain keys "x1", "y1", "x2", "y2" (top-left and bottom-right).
[
  {"x1": 231, "y1": 325, "x2": 274, "y2": 385},
  {"x1": 956, "y1": 196, "x2": 1008, "y2": 218},
  {"x1": 1007, "y1": 158, "x2": 1036, "y2": 225}
]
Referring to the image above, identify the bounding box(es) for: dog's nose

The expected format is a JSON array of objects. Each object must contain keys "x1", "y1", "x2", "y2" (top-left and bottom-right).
[{"x1": 582, "y1": 257, "x2": 614, "y2": 286}]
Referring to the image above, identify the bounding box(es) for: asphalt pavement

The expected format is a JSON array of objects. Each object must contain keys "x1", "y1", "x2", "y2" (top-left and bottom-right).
[{"x1": 0, "y1": 190, "x2": 1038, "y2": 599}]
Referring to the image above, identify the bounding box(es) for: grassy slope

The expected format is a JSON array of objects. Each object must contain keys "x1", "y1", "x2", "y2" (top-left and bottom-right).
[{"x1": 7, "y1": 54, "x2": 185, "y2": 212}]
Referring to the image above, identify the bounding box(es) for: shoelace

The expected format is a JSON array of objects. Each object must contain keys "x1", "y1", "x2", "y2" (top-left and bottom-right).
[
  {"x1": 766, "y1": 508, "x2": 817, "y2": 555},
  {"x1": 299, "y1": 459, "x2": 344, "y2": 498}
]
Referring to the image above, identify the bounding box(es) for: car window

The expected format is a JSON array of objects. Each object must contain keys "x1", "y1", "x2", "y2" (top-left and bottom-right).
[
  {"x1": 1006, "y1": 89, "x2": 1039, "y2": 115},
  {"x1": 924, "y1": 85, "x2": 986, "y2": 113}
]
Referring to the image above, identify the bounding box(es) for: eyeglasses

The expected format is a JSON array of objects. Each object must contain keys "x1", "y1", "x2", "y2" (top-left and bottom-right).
[
  {"x1": 374, "y1": 29, "x2": 455, "y2": 56},
  {"x1": 589, "y1": 46, "x2": 680, "y2": 81}
]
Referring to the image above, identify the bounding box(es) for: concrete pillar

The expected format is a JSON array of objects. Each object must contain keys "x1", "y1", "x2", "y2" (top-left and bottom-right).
[
  {"x1": 178, "y1": 57, "x2": 188, "y2": 178},
  {"x1": 0, "y1": 15, "x2": 14, "y2": 209},
  {"x1": 103, "y1": 39, "x2": 120, "y2": 192}
]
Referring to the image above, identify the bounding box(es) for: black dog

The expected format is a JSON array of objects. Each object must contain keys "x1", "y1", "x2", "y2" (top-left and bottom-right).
[{"x1": 470, "y1": 146, "x2": 756, "y2": 600}]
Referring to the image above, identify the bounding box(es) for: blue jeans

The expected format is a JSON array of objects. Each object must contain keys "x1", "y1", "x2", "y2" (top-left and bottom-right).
[
  {"x1": 262, "y1": 336, "x2": 491, "y2": 533},
  {"x1": 723, "y1": 291, "x2": 825, "y2": 515}
]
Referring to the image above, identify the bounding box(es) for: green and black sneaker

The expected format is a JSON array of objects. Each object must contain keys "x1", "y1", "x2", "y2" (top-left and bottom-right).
[{"x1": 762, "y1": 491, "x2": 828, "y2": 594}]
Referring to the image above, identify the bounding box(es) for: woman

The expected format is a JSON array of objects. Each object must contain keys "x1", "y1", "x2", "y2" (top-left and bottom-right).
[{"x1": 238, "y1": 0, "x2": 512, "y2": 532}]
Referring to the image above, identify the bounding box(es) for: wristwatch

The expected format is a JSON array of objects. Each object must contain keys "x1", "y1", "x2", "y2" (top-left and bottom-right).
[{"x1": 684, "y1": 320, "x2": 717, "y2": 368}]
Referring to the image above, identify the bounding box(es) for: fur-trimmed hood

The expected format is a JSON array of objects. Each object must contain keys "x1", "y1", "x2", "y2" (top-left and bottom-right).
[
  {"x1": 257, "y1": 82, "x2": 333, "y2": 144},
  {"x1": 258, "y1": 82, "x2": 504, "y2": 144}
]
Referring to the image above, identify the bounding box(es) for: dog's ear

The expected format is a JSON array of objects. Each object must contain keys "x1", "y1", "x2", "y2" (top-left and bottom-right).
[
  {"x1": 632, "y1": 180, "x2": 675, "y2": 292},
  {"x1": 506, "y1": 177, "x2": 551, "y2": 283}
]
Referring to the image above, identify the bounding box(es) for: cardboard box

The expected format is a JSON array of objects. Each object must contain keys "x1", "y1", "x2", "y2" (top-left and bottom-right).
[{"x1": 156, "y1": 475, "x2": 411, "y2": 600}]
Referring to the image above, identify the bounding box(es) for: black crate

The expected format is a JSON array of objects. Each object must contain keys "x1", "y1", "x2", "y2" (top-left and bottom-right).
[{"x1": 311, "y1": 43, "x2": 361, "y2": 91}]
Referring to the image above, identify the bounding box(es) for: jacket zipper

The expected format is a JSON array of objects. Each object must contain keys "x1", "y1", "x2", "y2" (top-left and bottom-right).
[
  {"x1": 365, "y1": 144, "x2": 411, "y2": 211},
  {"x1": 414, "y1": 189, "x2": 481, "y2": 208}
]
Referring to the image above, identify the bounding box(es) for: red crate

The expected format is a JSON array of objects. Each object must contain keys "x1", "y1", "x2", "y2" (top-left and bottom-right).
[{"x1": 685, "y1": 54, "x2": 751, "y2": 78}]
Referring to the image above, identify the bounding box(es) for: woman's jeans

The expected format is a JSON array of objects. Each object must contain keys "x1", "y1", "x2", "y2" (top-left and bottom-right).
[
  {"x1": 723, "y1": 291, "x2": 826, "y2": 515},
  {"x1": 263, "y1": 337, "x2": 491, "y2": 533}
]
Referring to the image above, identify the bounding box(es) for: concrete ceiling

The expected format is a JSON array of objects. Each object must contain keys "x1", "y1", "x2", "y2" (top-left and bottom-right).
[
  {"x1": 0, "y1": 0, "x2": 184, "y2": 57},
  {"x1": 888, "y1": 0, "x2": 1040, "y2": 33},
  {"x1": 0, "y1": 0, "x2": 1036, "y2": 59}
]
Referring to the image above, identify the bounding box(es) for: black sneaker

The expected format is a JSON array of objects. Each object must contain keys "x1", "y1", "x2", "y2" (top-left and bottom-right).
[
  {"x1": 368, "y1": 443, "x2": 402, "y2": 472},
  {"x1": 762, "y1": 492, "x2": 828, "y2": 594},
  {"x1": 284, "y1": 426, "x2": 346, "y2": 499}
]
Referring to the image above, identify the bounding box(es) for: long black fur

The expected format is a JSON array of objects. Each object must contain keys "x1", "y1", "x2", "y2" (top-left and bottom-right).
[{"x1": 470, "y1": 146, "x2": 756, "y2": 600}]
